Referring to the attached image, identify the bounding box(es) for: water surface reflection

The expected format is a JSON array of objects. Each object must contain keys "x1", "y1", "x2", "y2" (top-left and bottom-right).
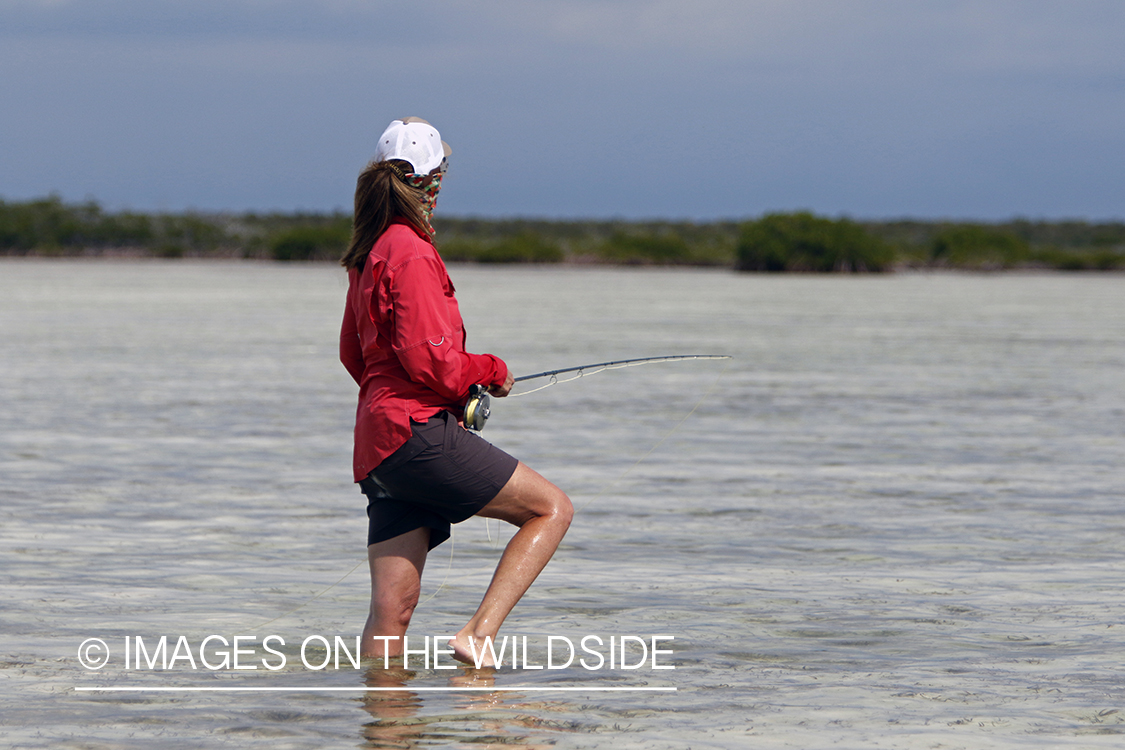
[{"x1": 360, "y1": 666, "x2": 574, "y2": 748}]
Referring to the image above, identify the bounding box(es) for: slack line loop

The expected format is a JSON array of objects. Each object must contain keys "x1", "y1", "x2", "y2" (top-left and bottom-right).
[{"x1": 464, "y1": 354, "x2": 731, "y2": 430}]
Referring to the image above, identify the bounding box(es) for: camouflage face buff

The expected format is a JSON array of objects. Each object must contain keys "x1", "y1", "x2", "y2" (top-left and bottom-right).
[{"x1": 405, "y1": 172, "x2": 442, "y2": 234}]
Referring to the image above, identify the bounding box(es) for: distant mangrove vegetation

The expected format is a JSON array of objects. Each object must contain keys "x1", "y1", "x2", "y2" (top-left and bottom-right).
[{"x1": 2, "y1": 195, "x2": 1123, "y2": 272}]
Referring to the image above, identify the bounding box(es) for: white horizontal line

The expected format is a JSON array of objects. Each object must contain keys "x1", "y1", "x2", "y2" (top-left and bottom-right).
[{"x1": 75, "y1": 686, "x2": 676, "y2": 693}]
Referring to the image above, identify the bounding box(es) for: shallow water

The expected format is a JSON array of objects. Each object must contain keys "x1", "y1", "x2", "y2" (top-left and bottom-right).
[{"x1": 2, "y1": 259, "x2": 1124, "y2": 748}]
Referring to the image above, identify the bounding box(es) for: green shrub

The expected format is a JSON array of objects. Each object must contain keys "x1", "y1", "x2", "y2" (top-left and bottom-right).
[
  {"x1": 0, "y1": 197, "x2": 165, "y2": 252},
  {"x1": 92, "y1": 211, "x2": 154, "y2": 246},
  {"x1": 1030, "y1": 247, "x2": 1125, "y2": 270},
  {"x1": 930, "y1": 225, "x2": 1029, "y2": 269},
  {"x1": 477, "y1": 233, "x2": 563, "y2": 263},
  {"x1": 1091, "y1": 250, "x2": 1125, "y2": 270},
  {"x1": 736, "y1": 212, "x2": 893, "y2": 272},
  {"x1": 269, "y1": 224, "x2": 350, "y2": 261},
  {"x1": 0, "y1": 196, "x2": 81, "y2": 251},
  {"x1": 434, "y1": 239, "x2": 479, "y2": 263},
  {"x1": 598, "y1": 232, "x2": 691, "y2": 264},
  {"x1": 439, "y1": 233, "x2": 562, "y2": 263},
  {"x1": 159, "y1": 214, "x2": 227, "y2": 252}
]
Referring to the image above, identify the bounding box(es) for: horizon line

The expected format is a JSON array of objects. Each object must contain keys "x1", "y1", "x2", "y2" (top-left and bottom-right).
[{"x1": 4, "y1": 194, "x2": 1124, "y2": 225}]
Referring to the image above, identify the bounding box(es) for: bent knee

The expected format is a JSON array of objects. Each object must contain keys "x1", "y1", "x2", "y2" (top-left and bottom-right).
[
  {"x1": 552, "y1": 491, "x2": 574, "y2": 527},
  {"x1": 510, "y1": 488, "x2": 572, "y2": 528},
  {"x1": 525, "y1": 486, "x2": 572, "y2": 529}
]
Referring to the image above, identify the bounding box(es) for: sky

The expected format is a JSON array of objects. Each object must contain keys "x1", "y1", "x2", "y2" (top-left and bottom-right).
[{"x1": 1, "y1": 0, "x2": 1123, "y2": 221}]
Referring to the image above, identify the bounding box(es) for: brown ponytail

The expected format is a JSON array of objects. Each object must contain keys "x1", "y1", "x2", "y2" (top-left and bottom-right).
[{"x1": 340, "y1": 160, "x2": 431, "y2": 271}]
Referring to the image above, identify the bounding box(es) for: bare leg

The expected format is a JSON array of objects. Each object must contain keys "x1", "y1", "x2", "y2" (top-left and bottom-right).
[
  {"x1": 449, "y1": 462, "x2": 572, "y2": 666},
  {"x1": 362, "y1": 526, "x2": 430, "y2": 659}
]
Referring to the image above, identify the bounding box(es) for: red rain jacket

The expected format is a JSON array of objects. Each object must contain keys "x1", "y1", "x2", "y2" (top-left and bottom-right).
[{"x1": 340, "y1": 219, "x2": 508, "y2": 482}]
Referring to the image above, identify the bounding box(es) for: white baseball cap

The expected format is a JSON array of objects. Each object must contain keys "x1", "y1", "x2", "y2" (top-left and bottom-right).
[{"x1": 374, "y1": 117, "x2": 452, "y2": 175}]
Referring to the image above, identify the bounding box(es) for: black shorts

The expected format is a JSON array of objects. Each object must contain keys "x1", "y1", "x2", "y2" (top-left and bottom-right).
[{"x1": 359, "y1": 411, "x2": 519, "y2": 550}]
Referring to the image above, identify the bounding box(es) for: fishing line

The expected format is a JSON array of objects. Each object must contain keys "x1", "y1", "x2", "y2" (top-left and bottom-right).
[
  {"x1": 243, "y1": 522, "x2": 458, "y2": 631},
  {"x1": 415, "y1": 524, "x2": 455, "y2": 607},
  {"x1": 464, "y1": 355, "x2": 730, "y2": 430},
  {"x1": 244, "y1": 354, "x2": 731, "y2": 627},
  {"x1": 243, "y1": 558, "x2": 367, "y2": 633},
  {"x1": 574, "y1": 355, "x2": 733, "y2": 512},
  {"x1": 514, "y1": 354, "x2": 731, "y2": 384},
  {"x1": 510, "y1": 354, "x2": 729, "y2": 398},
  {"x1": 394, "y1": 356, "x2": 734, "y2": 597}
]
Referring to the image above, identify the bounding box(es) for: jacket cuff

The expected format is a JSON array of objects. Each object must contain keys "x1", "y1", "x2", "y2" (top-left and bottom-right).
[{"x1": 486, "y1": 355, "x2": 508, "y2": 388}]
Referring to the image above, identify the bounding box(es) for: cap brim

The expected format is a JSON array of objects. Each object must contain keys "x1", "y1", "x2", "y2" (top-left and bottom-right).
[{"x1": 441, "y1": 141, "x2": 452, "y2": 157}]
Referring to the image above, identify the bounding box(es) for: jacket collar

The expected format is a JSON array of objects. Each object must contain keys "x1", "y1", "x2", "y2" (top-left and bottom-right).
[{"x1": 389, "y1": 217, "x2": 433, "y2": 244}]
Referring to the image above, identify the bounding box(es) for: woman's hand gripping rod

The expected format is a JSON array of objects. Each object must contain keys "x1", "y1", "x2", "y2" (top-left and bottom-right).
[{"x1": 462, "y1": 354, "x2": 731, "y2": 431}]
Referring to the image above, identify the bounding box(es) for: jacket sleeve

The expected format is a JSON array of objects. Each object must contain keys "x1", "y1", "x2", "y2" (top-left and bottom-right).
[
  {"x1": 387, "y1": 255, "x2": 507, "y2": 401},
  {"x1": 339, "y1": 294, "x2": 365, "y2": 386}
]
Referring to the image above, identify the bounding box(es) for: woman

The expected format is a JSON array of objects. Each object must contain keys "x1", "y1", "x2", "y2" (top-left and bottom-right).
[{"x1": 339, "y1": 117, "x2": 572, "y2": 666}]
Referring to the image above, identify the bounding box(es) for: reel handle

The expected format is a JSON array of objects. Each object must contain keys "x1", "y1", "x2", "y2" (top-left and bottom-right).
[{"x1": 463, "y1": 384, "x2": 491, "y2": 431}]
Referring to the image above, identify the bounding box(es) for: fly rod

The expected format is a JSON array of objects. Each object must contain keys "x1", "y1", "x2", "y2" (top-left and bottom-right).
[
  {"x1": 464, "y1": 354, "x2": 731, "y2": 431},
  {"x1": 514, "y1": 354, "x2": 731, "y2": 383}
]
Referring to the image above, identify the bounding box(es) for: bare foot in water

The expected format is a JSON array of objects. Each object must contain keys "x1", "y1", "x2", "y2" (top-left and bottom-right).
[{"x1": 448, "y1": 634, "x2": 501, "y2": 668}]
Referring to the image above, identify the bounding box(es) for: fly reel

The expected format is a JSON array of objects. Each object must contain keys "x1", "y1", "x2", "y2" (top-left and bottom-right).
[{"x1": 463, "y1": 384, "x2": 491, "y2": 431}]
